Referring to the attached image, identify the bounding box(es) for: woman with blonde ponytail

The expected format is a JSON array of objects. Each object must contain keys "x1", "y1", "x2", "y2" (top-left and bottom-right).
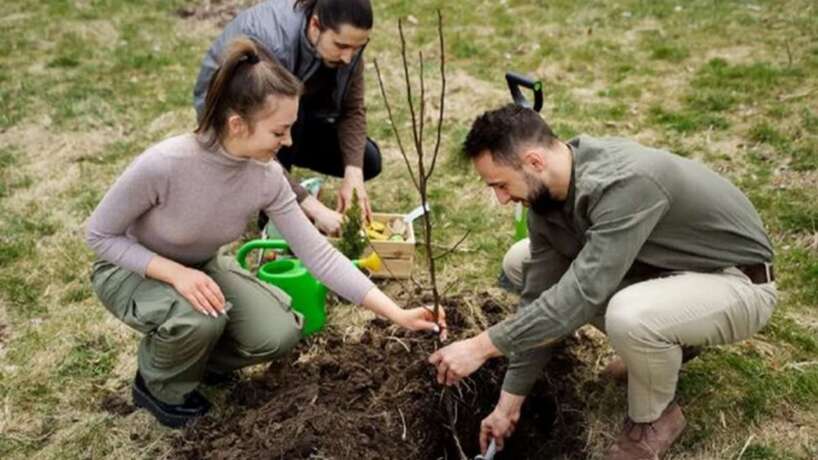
[{"x1": 87, "y1": 37, "x2": 445, "y2": 429}]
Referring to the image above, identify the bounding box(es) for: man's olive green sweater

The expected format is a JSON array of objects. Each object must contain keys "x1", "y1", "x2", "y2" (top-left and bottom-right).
[{"x1": 491, "y1": 135, "x2": 773, "y2": 395}]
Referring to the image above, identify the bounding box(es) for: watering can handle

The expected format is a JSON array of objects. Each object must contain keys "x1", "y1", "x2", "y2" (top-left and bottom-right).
[
  {"x1": 237, "y1": 239, "x2": 379, "y2": 271},
  {"x1": 236, "y1": 239, "x2": 291, "y2": 269},
  {"x1": 506, "y1": 72, "x2": 543, "y2": 112}
]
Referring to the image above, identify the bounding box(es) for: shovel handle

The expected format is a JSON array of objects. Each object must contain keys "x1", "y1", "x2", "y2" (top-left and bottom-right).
[{"x1": 506, "y1": 72, "x2": 543, "y2": 112}]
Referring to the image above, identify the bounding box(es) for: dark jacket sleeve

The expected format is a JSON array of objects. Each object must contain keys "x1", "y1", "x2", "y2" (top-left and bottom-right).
[
  {"x1": 336, "y1": 56, "x2": 367, "y2": 169},
  {"x1": 192, "y1": 2, "x2": 291, "y2": 118}
]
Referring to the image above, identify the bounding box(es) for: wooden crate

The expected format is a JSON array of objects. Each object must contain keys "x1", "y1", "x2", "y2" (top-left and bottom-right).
[{"x1": 331, "y1": 212, "x2": 415, "y2": 279}]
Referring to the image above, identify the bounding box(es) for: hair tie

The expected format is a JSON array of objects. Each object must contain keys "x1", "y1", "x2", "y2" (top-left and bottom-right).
[{"x1": 244, "y1": 52, "x2": 260, "y2": 65}]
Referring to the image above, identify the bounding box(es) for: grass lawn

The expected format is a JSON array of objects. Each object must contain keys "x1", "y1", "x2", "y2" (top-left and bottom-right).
[{"x1": 1, "y1": 0, "x2": 816, "y2": 458}]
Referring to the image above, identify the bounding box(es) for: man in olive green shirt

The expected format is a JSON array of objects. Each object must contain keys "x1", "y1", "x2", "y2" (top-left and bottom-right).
[{"x1": 429, "y1": 104, "x2": 777, "y2": 459}]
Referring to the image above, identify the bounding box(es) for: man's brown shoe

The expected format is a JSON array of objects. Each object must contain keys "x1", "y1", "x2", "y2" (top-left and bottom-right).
[
  {"x1": 604, "y1": 403, "x2": 687, "y2": 460},
  {"x1": 601, "y1": 347, "x2": 702, "y2": 383}
]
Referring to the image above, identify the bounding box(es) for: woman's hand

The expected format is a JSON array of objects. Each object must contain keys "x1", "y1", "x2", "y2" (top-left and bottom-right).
[
  {"x1": 361, "y1": 289, "x2": 447, "y2": 338},
  {"x1": 146, "y1": 255, "x2": 226, "y2": 317},
  {"x1": 171, "y1": 267, "x2": 226, "y2": 317}
]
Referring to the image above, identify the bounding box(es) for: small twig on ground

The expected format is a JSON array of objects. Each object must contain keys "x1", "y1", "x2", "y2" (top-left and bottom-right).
[
  {"x1": 4, "y1": 427, "x2": 57, "y2": 444},
  {"x1": 359, "y1": 411, "x2": 391, "y2": 420},
  {"x1": 783, "y1": 360, "x2": 818, "y2": 371},
  {"x1": 405, "y1": 273, "x2": 422, "y2": 290},
  {"x1": 430, "y1": 242, "x2": 473, "y2": 254},
  {"x1": 736, "y1": 434, "x2": 755, "y2": 459},
  {"x1": 439, "y1": 277, "x2": 460, "y2": 297},
  {"x1": 785, "y1": 40, "x2": 793, "y2": 67},
  {"x1": 584, "y1": 426, "x2": 595, "y2": 451},
  {"x1": 778, "y1": 88, "x2": 814, "y2": 101},
  {"x1": 593, "y1": 351, "x2": 608, "y2": 372},
  {"x1": 386, "y1": 335, "x2": 411, "y2": 353},
  {"x1": 349, "y1": 361, "x2": 375, "y2": 376},
  {"x1": 398, "y1": 407, "x2": 407, "y2": 440},
  {"x1": 685, "y1": 387, "x2": 717, "y2": 408},
  {"x1": 464, "y1": 297, "x2": 488, "y2": 330}
]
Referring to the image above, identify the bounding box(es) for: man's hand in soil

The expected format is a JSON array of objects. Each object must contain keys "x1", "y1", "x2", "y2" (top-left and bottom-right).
[
  {"x1": 428, "y1": 331, "x2": 502, "y2": 386},
  {"x1": 337, "y1": 166, "x2": 372, "y2": 221},
  {"x1": 480, "y1": 391, "x2": 525, "y2": 453},
  {"x1": 301, "y1": 195, "x2": 343, "y2": 235}
]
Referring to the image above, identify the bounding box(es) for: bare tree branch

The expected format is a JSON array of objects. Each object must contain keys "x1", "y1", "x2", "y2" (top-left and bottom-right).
[
  {"x1": 372, "y1": 58, "x2": 420, "y2": 191},
  {"x1": 426, "y1": 10, "x2": 446, "y2": 181},
  {"x1": 398, "y1": 19, "x2": 424, "y2": 160},
  {"x1": 433, "y1": 230, "x2": 471, "y2": 261},
  {"x1": 419, "y1": 50, "x2": 426, "y2": 151},
  {"x1": 375, "y1": 11, "x2": 447, "y2": 324}
]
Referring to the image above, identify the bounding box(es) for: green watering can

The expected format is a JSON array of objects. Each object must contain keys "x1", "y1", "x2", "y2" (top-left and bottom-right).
[
  {"x1": 236, "y1": 239, "x2": 382, "y2": 336},
  {"x1": 514, "y1": 203, "x2": 528, "y2": 242}
]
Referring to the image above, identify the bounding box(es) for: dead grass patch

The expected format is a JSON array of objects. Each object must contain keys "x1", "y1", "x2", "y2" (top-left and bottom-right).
[
  {"x1": 174, "y1": 0, "x2": 256, "y2": 27},
  {"x1": 146, "y1": 109, "x2": 195, "y2": 138}
]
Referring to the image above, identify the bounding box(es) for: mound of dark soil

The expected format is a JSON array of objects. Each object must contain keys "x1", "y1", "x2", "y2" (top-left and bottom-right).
[{"x1": 171, "y1": 294, "x2": 597, "y2": 459}]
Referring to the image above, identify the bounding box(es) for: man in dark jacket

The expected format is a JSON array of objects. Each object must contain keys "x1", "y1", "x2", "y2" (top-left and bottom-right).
[
  {"x1": 194, "y1": 0, "x2": 380, "y2": 234},
  {"x1": 429, "y1": 105, "x2": 777, "y2": 459}
]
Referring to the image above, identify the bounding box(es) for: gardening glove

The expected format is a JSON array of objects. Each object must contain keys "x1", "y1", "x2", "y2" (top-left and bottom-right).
[{"x1": 337, "y1": 166, "x2": 372, "y2": 221}]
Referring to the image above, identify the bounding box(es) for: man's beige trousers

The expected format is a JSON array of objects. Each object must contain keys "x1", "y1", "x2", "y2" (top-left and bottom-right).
[{"x1": 503, "y1": 239, "x2": 777, "y2": 422}]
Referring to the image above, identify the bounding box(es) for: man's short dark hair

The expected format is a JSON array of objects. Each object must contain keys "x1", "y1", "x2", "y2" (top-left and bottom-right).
[
  {"x1": 462, "y1": 104, "x2": 559, "y2": 165},
  {"x1": 295, "y1": 0, "x2": 373, "y2": 31}
]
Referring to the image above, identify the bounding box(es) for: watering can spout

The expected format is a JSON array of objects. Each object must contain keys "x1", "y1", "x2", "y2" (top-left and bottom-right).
[{"x1": 354, "y1": 252, "x2": 382, "y2": 273}]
